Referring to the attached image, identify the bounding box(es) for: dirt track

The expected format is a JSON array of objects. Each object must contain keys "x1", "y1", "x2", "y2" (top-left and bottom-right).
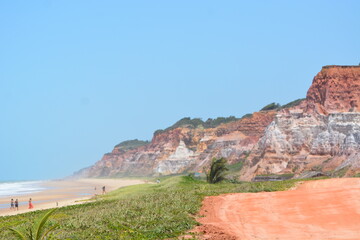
[{"x1": 194, "y1": 178, "x2": 360, "y2": 240}]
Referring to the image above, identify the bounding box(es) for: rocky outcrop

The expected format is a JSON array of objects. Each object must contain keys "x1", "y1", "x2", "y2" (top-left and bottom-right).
[
  {"x1": 306, "y1": 66, "x2": 360, "y2": 114},
  {"x1": 78, "y1": 65, "x2": 360, "y2": 180}
]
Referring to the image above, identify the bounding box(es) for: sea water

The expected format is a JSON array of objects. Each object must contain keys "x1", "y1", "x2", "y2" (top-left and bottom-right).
[
  {"x1": 0, "y1": 181, "x2": 47, "y2": 209},
  {"x1": 0, "y1": 181, "x2": 46, "y2": 197}
]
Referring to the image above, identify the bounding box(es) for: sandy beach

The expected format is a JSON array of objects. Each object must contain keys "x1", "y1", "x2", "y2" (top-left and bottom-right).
[{"x1": 0, "y1": 178, "x2": 144, "y2": 217}]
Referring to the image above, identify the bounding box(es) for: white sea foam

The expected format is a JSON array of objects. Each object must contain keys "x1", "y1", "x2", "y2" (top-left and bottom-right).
[{"x1": 0, "y1": 181, "x2": 46, "y2": 197}]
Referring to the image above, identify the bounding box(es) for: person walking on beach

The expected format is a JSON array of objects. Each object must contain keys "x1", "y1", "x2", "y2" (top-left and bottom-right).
[
  {"x1": 28, "y1": 198, "x2": 34, "y2": 209},
  {"x1": 102, "y1": 186, "x2": 106, "y2": 194},
  {"x1": 10, "y1": 199, "x2": 14, "y2": 210},
  {"x1": 15, "y1": 199, "x2": 19, "y2": 210}
]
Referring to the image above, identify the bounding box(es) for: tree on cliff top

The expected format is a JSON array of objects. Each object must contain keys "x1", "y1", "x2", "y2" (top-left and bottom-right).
[{"x1": 205, "y1": 157, "x2": 229, "y2": 184}]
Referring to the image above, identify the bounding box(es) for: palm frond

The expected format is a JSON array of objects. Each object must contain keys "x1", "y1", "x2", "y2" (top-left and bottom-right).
[
  {"x1": 8, "y1": 227, "x2": 27, "y2": 240},
  {"x1": 34, "y1": 208, "x2": 57, "y2": 240},
  {"x1": 41, "y1": 224, "x2": 58, "y2": 240}
]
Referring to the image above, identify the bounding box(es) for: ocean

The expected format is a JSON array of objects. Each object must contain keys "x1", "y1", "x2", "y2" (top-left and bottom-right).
[
  {"x1": 0, "y1": 181, "x2": 48, "y2": 209},
  {"x1": 0, "y1": 181, "x2": 46, "y2": 198}
]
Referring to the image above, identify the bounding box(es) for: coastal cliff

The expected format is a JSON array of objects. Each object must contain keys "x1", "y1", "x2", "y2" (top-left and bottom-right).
[
  {"x1": 77, "y1": 65, "x2": 360, "y2": 180},
  {"x1": 78, "y1": 112, "x2": 275, "y2": 177},
  {"x1": 241, "y1": 65, "x2": 360, "y2": 180}
]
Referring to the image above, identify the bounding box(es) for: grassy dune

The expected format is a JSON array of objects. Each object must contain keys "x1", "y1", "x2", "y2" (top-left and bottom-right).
[{"x1": 0, "y1": 176, "x2": 301, "y2": 239}]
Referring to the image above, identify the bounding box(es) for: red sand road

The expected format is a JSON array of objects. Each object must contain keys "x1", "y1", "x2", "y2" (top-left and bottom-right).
[{"x1": 194, "y1": 178, "x2": 360, "y2": 240}]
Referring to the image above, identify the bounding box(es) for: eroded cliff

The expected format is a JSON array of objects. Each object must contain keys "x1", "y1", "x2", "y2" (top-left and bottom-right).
[
  {"x1": 241, "y1": 65, "x2": 360, "y2": 180},
  {"x1": 80, "y1": 111, "x2": 275, "y2": 177},
  {"x1": 77, "y1": 65, "x2": 360, "y2": 180}
]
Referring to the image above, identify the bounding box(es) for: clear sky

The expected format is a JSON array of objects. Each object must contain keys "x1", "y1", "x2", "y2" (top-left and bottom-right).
[{"x1": 1, "y1": 1, "x2": 359, "y2": 181}]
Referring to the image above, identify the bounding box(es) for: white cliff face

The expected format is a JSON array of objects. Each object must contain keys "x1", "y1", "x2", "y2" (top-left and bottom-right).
[
  {"x1": 242, "y1": 111, "x2": 360, "y2": 180},
  {"x1": 156, "y1": 141, "x2": 196, "y2": 174},
  {"x1": 168, "y1": 141, "x2": 195, "y2": 160}
]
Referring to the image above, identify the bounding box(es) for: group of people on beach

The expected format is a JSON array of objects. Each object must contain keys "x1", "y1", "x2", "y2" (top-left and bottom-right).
[
  {"x1": 94, "y1": 186, "x2": 106, "y2": 196},
  {"x1": 10, "y1": 198, "x2": 33, "y2": 211}
]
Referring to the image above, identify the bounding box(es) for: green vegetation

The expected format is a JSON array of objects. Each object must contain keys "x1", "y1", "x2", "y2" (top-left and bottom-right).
[
  {"x1": 260, "y1": 98, "x2": 305, "y2": 112},
  {"x1": 330, "y1": 166, "x2": 350, "y2": 178},
  {"x1": 227, "y1": 161, "x2": 244, "y2": 173},
  {"x1": 154, "y1": 98, "x2": 306, "y2": 136},
  {"x1": 260, "y1": 102, "x2": 281, "y2": 111},
  {"x1": 311, "y1": 165, "x2": 323, "y2": 171},
  {"x1": 8, "y1": 209, "x2": 58, "y2": 240},
  {"x1": 154, "y1": 116, "x2": 239, "y2": 135},
  {"x1": 241, "y1": 113, "x2": 253, "y2": 119},
  {"x1": 114, "y1": 139, "x2": 150, "y2": 150},
  {"x1": 279, "y1": 98, "x2": 305, "y2": 109},
  {"x1": 205, "y1": 158, "x2": 229, "y2": 184},
  {"x1": 255, "y1": 173, "x2": 295, "y2": 178},
  {"x1": 0, "y1": 176, "x2": 304, "y2": 240},
  {"x1": 353, "y1": 173, "x2": 360, "y2": 177},
  {"x1": 203, "y1": 116, "x2": 238, "y2": 128}
]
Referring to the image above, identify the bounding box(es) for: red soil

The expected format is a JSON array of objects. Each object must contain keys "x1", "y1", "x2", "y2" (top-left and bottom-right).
[{"x1": 192, "y1": 178, "x2": 360, "y2": 240}]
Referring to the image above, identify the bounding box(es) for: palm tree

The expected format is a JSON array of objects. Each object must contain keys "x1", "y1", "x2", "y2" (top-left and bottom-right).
[
  {"x1": 205, "y1": 157, "x2": 229, "y2": 184},
  {"x1": 8, "y1": 208, "x2": 58, "y2": 240}
]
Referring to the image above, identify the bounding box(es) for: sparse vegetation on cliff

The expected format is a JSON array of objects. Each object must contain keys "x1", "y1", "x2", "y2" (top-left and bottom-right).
[
  {"x1": 279, "y1": 98, "x2": 305, "y2": 109},
  {"x1": 260, "y1": 102, "x2": 281, "y2": 111},
  {"x1": 260, "y1": 98, "x2": 305, "y2": 112},
  {"x1": 154, "y1": 116, "x2": 239, "y2": 135},
  {"x1": 114, "y1": 139, "x2": 149, "y2": 150},
  {"x1": 241, "y1": 113, "x2": 253, "y2": 119}
]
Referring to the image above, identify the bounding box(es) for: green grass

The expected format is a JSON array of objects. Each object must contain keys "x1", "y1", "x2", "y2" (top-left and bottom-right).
[
  {"x1": 0, "y1": 176, "x2": 303, "y2": 240},
  {"x1": 227, "y1": 161, "x2": 244, "y2": 172},
  {"x1": 325, "y1": 166, "x2": 351, "y2": 178},
  {"x1": 256, "y1": 173, "x2": 295, "y2": 178}
]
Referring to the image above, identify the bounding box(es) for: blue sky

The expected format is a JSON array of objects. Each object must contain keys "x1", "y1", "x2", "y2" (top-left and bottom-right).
[{"x1": 1, "y1": 1, "x2": 359, "y2": 181}]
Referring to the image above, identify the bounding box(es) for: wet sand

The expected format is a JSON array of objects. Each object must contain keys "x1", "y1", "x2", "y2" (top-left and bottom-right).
[
  {"x1": 0, "y1": 178, "x2": 144, "y2": 217},
  {"x1": 194, "y1": 178, "x2": 360, "y2": 240}
]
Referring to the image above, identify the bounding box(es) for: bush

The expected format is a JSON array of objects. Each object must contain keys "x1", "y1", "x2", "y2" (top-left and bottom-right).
[
  {"x1": 205, "y1": 158, "x2": 229, "y2": 184},
  {"x1": 260, "y1": 102, "x2": 281, "y2": 111}
]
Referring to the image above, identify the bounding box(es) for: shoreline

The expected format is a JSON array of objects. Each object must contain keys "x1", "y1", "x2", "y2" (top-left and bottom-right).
[{"x1": 0, "y1": 178, "x2": 145, "y2": 217}]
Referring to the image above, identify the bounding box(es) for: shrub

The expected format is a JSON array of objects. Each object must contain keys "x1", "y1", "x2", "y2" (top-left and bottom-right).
[
  {"x1": 260, "y1": 102, "x2": 281, "y2": 111},
  {"x1": 205, "y1": 158, "x2": 229, "y2": 184}
]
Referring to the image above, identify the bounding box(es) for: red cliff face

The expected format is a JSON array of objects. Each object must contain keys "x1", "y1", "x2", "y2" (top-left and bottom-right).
[{"x1": 306, "y1": 66, "x2": 360, "y2": 114}]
